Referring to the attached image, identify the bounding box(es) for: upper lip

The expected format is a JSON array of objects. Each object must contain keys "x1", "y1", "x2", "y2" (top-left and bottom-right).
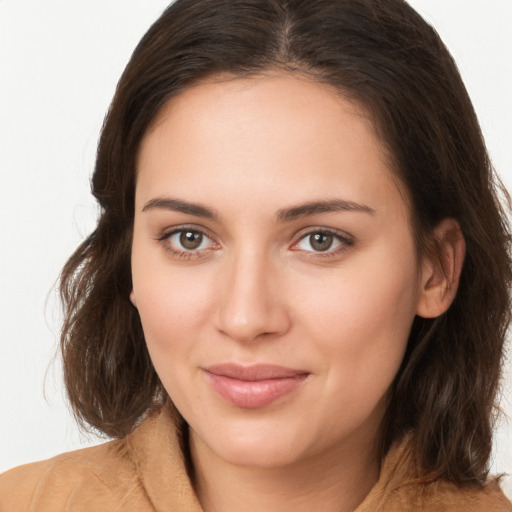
[{"x1": 204, "y1": 363, "x2": 309, "y2": 381}]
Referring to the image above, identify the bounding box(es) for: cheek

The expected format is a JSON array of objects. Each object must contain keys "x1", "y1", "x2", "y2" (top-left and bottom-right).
[
  {"x1": 131, "y1": 249, "x2": 215, "y2": 360},
  {"x1": 132, "y1": 268, "x2": 216, "y2": 412},
  {"x1": 293, "y1": 248, "x2": 419, "y2": 390},
  {"x1": 287, "y1": 257, "x2": 418, "y2": 440}
]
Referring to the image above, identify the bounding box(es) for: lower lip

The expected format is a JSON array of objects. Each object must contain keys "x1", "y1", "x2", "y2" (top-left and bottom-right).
[{"x1": 205, "y1": 372, "x2": 308, "y2": 408}]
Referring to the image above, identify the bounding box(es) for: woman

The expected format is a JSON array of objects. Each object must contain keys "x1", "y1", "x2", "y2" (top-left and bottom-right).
[{"x1": 1, "y1": 0, "x2": 511, "y2": 510}]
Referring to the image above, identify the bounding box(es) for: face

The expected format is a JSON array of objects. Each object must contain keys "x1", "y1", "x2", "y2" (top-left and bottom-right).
[{"x1": 131, "y1": 74, "x2": 425, "y2": 469}]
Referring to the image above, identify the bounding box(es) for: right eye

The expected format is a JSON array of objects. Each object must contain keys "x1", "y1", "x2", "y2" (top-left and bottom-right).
[
  {"x1": 168, "y1": 230, "x2": 213, "y2": 251},
  {"x1": 167, "y1": 229, "x2": 213, "y2": 251},
  {"x1": 295, "y1": 232, "x2": 342, "y2": 252},
  {"x1": 158, "y1": 227, "x2": 218, "y2": 259}
]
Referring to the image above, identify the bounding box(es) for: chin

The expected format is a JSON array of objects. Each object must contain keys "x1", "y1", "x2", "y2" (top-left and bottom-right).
[
  {"x1": 217, "y1": 439, "x2": 301, "y2": 469},
  {"x1": 191, "y1": 418, "x2": 311, "y2": 469}
]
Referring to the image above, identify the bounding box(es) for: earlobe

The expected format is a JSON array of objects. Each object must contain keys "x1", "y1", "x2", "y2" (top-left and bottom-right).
[
  {"x1": 416, "y1": 218, "x2": 466, "y2": 319},
  {"x1": 130, "y1": 290, "x2": 138, "y2": 308}
]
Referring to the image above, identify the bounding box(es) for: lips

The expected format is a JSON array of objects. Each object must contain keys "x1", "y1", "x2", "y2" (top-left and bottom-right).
[{"x1": 203, "y1": 364, "x2": 309, "y2": 408}]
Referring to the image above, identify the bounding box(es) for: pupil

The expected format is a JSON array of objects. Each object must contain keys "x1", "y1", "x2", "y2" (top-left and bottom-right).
[
  {"x1": 180, "y1": 231, "x2": 202, "y2": 250},
  {"x1": 311, "y1": 233, "x2": 332, "y2": 251}
]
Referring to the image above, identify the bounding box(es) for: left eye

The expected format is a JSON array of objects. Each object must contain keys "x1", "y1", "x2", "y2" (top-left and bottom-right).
[
  {"x1": 295, "y1": 232, "x2": 344, "y2": 252},
  {"x1": 168, "y1": 230, "x2": 214, "y2": 251}
]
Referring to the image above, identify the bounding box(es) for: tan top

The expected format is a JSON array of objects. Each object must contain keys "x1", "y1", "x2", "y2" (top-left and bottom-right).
[{"x1": 1, "y1": 406, "x2": 511, "y2": 511}]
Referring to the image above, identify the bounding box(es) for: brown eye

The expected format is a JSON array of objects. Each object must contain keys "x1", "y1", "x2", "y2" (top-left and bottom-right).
[
  {"x1": 163, "y1": 228, "x2": 216, "y2": 257},
  {"x1": 294, "y1": 230, "x2": 349, "y2": 254},
  {"x1": 309, "y1": 233, "x2": 334, "y2": 252},
  {"x1": 179, "y1": 230, "x2": 203, "y2": 250}
]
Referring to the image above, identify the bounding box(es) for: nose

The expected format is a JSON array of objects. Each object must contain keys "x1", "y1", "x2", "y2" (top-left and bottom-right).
[{"x1": 215, "y1": 250, "x2": 291, "y2": 343}]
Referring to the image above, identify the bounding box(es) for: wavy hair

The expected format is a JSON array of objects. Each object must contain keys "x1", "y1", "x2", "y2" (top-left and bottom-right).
[{"x1": 60, "y1": 0, "x2": 511, "y2": 484}]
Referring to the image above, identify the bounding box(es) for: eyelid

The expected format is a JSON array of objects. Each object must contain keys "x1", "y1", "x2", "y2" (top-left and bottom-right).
[
  {"x1": 156, "y1": 224, "x2": 220, "y2": 258},
  {"x1": 157, "y1": 224, "x2": 214, "y2": 241},
  {"x1": 290, "y1": 226, "x2": 355, "y2": 254}
]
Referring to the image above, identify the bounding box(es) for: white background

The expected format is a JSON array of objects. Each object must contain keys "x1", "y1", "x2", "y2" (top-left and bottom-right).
[{"x1": 1, "y1": 0, "x2": 511, "y2": 498}]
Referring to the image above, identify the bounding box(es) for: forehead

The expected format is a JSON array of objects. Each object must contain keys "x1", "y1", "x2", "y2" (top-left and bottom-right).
[
  {"x1": 145, "y1": 73, "x2": 376, "y2": 150},
  {"x1": 136, "y1": 74, "x2": 409, "y2": 223},
  {"x1": 141, "y1": 73, "x2": 380, "y2": 164}
]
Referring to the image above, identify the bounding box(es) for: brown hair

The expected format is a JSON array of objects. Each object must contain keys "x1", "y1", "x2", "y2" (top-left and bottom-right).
[{"x1": 60, "y1": 0, "x2": 511, "y2": 484}]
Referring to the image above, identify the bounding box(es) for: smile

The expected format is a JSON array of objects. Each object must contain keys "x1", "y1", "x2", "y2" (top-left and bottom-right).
[{"x1": 203, "y1": 364, "x2": 310, "y2": 408}]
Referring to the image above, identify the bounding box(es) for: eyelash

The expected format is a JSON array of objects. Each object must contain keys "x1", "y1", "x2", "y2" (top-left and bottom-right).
[
  {"x1": 156, "y1": 226, "x2": 355, "y2": 260},
  {"x1": 156, "y1": 225, "x2": 217, "y2": 260},
  {"x1": 291, "y1": 228, "x2": 355, "y2": 258}
]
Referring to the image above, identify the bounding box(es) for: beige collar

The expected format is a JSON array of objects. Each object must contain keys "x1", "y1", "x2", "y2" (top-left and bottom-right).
[{"x1": 127, "y1": 404, "x2": 202, "y2": 511}]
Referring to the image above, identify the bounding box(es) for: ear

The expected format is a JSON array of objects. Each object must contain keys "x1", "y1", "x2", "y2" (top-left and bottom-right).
[
  {"x1": 416, "y1": 218, "x2": 466, "y2": 319},
  {"x1": 130, "y1": 290, "x2": 138, "y2": 308}
]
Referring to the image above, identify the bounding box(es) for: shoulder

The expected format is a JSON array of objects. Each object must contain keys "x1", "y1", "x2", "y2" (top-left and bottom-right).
[
  {"x1": 391, "y1": 477, "x2": 512, "y2": 512},
  {"x1": 359, "y1": 435, "x2": 512, "y2": 512},
  {"x1": 0, "y1": 406, "x2": 198, "y2": 512},
  {"x1": 363, "y1": 474, "x2": 512, "y2": 512},
  {"x1": 0, "y1": 439, "x2": 144, "y2": 512},
  {"x1": 386, "y1": 474, "x2": 512, "y2": 512}
]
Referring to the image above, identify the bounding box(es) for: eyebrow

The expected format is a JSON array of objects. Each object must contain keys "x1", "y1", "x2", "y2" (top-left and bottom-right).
[
  {"x1": 276, "y1": 199, "x2": 375, "y2": 222},
  {"x1": 141, "y1": 197, "x2": 374, "y2": 222},
  {"x1": 142, "y1": 197, "x2": 220, "y2": 221}
]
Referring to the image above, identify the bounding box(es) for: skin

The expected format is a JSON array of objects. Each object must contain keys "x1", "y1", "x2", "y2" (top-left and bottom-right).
[{"x1": 131, "y1": 74, "x2": 464, "y2": 512}]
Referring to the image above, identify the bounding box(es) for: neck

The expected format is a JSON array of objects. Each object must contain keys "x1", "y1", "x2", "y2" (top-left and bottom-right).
[{"x1": 189, "y1": 429, "x2": 380, "y2": 512}]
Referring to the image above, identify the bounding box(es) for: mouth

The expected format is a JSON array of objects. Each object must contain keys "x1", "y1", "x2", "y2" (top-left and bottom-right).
[{"x1": 203, "y1": 363, "x2": 310, "y2": 408}]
